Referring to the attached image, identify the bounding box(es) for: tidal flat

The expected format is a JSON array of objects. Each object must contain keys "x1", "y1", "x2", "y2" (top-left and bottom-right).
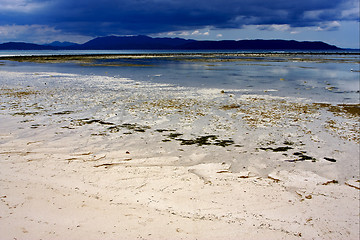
[
  {"x1": 1, "y1": 52, "x2": 359, "y2": 65},
  {"x1": 0, "y1": 53, "x2": 359, "y2": 239}
]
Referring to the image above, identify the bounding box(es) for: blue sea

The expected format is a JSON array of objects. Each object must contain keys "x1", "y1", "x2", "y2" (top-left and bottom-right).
[{"x1": 0, "y1": 50, "x2": 359, "y2": 104}]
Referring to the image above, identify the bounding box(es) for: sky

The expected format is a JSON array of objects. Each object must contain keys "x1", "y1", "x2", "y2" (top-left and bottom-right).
[{"x1": 0, "y1": 0, "x2": 359, "y2": 48}]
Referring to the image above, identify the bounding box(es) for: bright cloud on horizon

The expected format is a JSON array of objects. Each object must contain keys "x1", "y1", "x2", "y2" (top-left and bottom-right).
[
  {"x1": 0, "y1": 24, "x2": 92, "y2": 44},
  {"x1": 0, "y1": 0, "x2": 358, "y2": 48},
  {"x1": 0, "y1": 0, "x2": 46, "y2": 13}
]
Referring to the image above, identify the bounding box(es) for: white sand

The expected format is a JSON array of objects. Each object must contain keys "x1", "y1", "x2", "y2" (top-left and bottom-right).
[{"x1": 0, "y1": 70, "x2": 359, "y2": 239}]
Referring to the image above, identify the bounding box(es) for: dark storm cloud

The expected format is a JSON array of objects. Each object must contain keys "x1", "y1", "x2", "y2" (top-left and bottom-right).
[{"x1": 0, "y1": 0, "x2": 358, "y2": 36}]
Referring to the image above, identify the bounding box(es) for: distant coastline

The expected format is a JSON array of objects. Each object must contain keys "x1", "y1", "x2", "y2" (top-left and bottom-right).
[
  {"x1": 0, "y1": 35, "x2": 346, "y2": 51},
  {"x1": 0, "y1": 50, "x2": 359, "y2": 59}
]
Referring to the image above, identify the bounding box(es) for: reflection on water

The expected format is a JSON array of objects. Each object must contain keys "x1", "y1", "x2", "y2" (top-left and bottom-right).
[{"x1": 0, "y1": 52, "x2": 359, "y2": 104}]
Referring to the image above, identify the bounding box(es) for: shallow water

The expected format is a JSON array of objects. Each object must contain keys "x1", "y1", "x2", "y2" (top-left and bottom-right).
[{"x1": 0, "y1": 52, "x2": 359, "y2": 104}]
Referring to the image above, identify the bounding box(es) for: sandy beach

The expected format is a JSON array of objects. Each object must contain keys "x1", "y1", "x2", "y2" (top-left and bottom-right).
[{"x1": 0, "y1": 56, "x2": 359, "y2": 239}]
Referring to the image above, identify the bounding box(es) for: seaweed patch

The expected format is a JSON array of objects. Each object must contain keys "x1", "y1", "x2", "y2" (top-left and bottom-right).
[
  {"x1": 72, "y1": 118, "x2": 116, "y2": 126},
  {"x1": 52, "y1": 110, "x2": 74, "y2": 115},
  {"x1": 155, "y1": 129, "x2": 176, "y2": 133},
  {"x1": 0, "y1": 88, "x2": 39, "y2": 98},
  {"x1": 12, "y1": 111, "x2": 40, "y2": 116},
  {"x1": 324, "y1": 157, "x2": 337, "y2": 162},
  {"x1": 69, "y1": 119, "x2": 151, "y2": 135},
  {"x1": 285, "y1": 151, "x2": 316, "y2": 162},
  {"x1": 108, "y1": 123, "x2": 151, "y2": 133},
  {"x1": 163, "y1": 134, "x2": 234, "y2": 147},
  {"x1": 260, "y1": 146, "x2": 294, "y2": 152},
  {"x1": 314, "y1": 103, "x2": 360, "y2": 118},
  {"x1": 167, "y1": 133, "x2": 183, "y2": 139},
  {"x1": 220, "y1": 104, "x2": 241, "y2": 110}
]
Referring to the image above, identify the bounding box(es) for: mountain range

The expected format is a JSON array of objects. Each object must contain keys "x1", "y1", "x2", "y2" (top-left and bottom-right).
[{"x1": 0, "y1": 35, "x2": 341, "y2": 50}]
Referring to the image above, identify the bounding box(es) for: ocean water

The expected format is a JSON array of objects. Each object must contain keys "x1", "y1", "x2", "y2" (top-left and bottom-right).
[{"x1": 0, "y1": 50, "x2": 359, "y2": 104}]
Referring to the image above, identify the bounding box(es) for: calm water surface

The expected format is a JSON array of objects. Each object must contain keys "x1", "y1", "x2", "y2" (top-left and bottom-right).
[{"x1": 0, "y1": 50, "x2": 359, "y2": 104}]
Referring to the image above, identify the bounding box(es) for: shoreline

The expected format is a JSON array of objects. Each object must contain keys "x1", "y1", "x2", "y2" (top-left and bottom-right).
[
  {"x1": 0, "y1": 68, "x2": 359, "y2": 239},
  {"x1": 1, "y1": 51, "x2": 360, "y2": 63}
]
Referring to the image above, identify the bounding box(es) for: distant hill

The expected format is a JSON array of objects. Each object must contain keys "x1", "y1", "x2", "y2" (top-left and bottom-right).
[
  {"x1": 0, "y1": 42, "x2": 57, "y2": 50},
  {"x1": 180, "y1": 39, "x2": 340, "y2": 50},
  {"x1": 0, "y1": 35, "x2": 341, "y2": 50},
  {"x1": 80, "y1": 35, "x2": 197, "y2": 50},
  {"x1": 45, "y1": 41, "x2": 79, "y2": 47}
]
